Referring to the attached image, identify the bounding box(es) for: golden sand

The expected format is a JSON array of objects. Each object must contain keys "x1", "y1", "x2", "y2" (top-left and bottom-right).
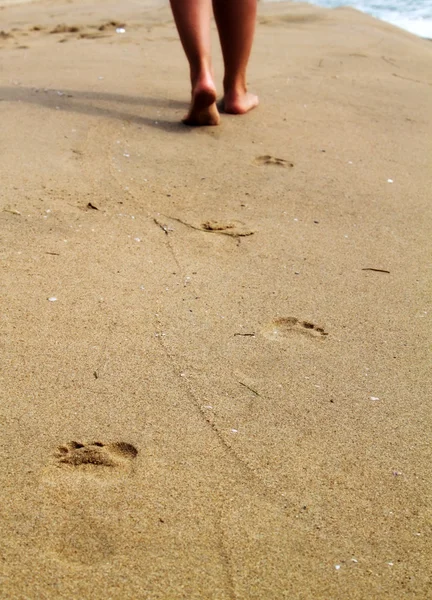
[{"x1": 1, "y1": 1, "x2": 431, "y2": 598}]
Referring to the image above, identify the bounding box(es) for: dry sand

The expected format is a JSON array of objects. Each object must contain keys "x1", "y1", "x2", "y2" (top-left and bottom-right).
[{"x1": 1, "y1": 0, "x2": 431, "y2": 598}]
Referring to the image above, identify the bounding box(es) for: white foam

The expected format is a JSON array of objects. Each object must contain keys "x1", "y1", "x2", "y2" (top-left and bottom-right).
[
  {"x1": 385, "y1": 17, "x2": 432, "y2": 37},
  {"x1": 295, "y1": 1, "x2": 432, "y2": 39}
]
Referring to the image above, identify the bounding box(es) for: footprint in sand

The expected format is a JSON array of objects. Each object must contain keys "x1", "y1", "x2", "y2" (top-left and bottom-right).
[
  {"x1": 39, "y1": 441, "x2": 137, "y2": 566},
  {"x1": 50, "y1": 24, "x2": 81, "y2": 34},
  {"x1": 54, "y1": 441, "x2": 138, "y2": 473},
  {"x1": 261, "y1": 317, "x2": 328, "y2": 341},
  {"x1": 200, "y1": 220, "x2": 254, "y2": 237},
  {"x1": 160, "y1": 216, "x2": 255, "y2": 237},
  {"x1": 48, "y1": 21, "x2": 125, "y2": 40},
  {"x1": 254, "y1": 155, "x2": 294, "y2": 168}
]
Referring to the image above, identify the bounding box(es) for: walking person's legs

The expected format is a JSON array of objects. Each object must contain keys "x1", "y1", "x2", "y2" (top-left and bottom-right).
[
  {"x1": 169, "y1": 0, "x2": 258, "y2": 125},
  {"x1": 212, "y1": 0, "x2": 258, "y2": 114}
]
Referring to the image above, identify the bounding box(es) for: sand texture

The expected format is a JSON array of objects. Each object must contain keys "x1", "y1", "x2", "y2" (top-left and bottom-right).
[{"x1": 1, "y1": 0, "x2": 431, "y2": 598}]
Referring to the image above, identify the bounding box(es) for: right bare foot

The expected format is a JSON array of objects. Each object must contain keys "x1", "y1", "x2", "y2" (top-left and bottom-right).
[
  {"x1": 183, "y1": 75, "x2": 220, "y2": 127},
  {"x1": 223, "y1": 89, "x2": 259, "y2": 115}
]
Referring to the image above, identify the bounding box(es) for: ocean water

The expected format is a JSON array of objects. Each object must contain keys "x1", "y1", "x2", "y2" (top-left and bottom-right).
[{"x1": 302, "y1": 0, "x2": 432, "y2": 38}]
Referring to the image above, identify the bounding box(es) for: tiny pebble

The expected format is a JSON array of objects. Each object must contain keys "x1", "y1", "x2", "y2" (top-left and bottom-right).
[
  {"x1": 335, "y1": 565, "x2": 341, "y2": 571},
  {"x1": 387, "y1": 179, "x2": 393, "y2": 183},
  {"x1": 116, "y1": 28, "x2": 126, "y2": 33},
  {"x1": 48, "y1": 297, "x2": 57, "y2": 302},
  {"x1": 134, "y1": 237, "x2": 141, "y2": 242}
]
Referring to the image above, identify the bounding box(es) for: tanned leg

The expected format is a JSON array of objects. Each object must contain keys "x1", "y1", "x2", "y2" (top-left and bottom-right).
[
  {"x1": 169, "y1": 0, "x2": 220, "y2": 125},
  {"x1": 212, "y1": 0, "x2": 258, "y2": 114}
]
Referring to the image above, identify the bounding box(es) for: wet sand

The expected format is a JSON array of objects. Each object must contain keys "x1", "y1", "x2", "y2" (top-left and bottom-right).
[{"x1": 1, "y1": 1, "x2": 431, "y2": 598}]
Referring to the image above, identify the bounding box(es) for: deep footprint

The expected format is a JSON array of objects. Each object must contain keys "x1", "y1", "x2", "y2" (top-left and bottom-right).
[
  {"x1": 200, "y1": 220, "x2": 254, "y2": 237},
  {"x1": 262, "y1": 317, "x2": 328, "y2": 341},
  {"x1": 55, "y1": 441, "x2": 138, "y2": 470},
  {"x1": 254, "y1": 155, "x2": 294, "y2": 168}
]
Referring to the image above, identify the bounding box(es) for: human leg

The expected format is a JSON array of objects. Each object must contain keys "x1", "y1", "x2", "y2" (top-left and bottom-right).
[
  {"x1": 212, "y1": 0, "x2": 258, "y2": 114},
  {"x1": 169, "y1": 0, "x2": 220, "y2": 125}
]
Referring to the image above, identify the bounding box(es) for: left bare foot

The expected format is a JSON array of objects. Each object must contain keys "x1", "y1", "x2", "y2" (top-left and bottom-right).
[{"x1": 183, "y1": 74, "x2": 220, "y2": 126}]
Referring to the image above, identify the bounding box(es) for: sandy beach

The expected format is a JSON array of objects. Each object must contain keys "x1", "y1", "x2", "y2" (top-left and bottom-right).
[{"x1": 1, "y1": 0, "x2": 431, "y2": 598}]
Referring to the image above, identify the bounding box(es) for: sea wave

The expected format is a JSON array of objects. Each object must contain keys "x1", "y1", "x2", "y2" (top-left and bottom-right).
[{"x1": 300, "y1": 0, "x2": 432, "y2": 38}]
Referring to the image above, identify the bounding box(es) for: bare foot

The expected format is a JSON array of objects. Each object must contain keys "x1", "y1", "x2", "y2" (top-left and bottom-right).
[
  {"x1": 183, "y1": 76, "x2": 220, "y2": 126},
  {"x1": 224, "y1": 90, "x2": 259, "y2": 115}
]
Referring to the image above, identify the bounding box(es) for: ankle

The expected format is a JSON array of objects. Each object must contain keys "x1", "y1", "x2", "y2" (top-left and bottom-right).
[
  {"x1": 190, "y1": 61, "x2": 213, "y2": 87},
  {"x1": 223, "y1": 75, "x2": 247, "y2": 97}
]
